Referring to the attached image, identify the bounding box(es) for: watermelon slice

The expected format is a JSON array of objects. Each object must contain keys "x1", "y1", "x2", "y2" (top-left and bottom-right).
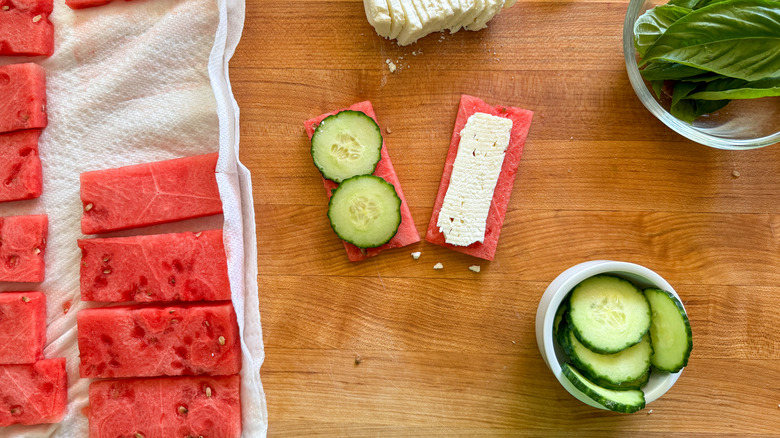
[
  {"x1": 89, "y1": 375, "x2": 241, "y2": 438},
  {"x1": 0, "y1": 358, "x2": 67, "y2": 427},
  {"x1": 0, "y1": 129, "x2": 43, "y2": 203},
  {"x1": 426, "y1": 95, "x2": 533, "y2": 260},
  {"x1": 65, "y1": 0, "x2": 112, "y2": 8},
  {"x1": 78, "y1": 229, "x2": 231, "y2": 303},
  {"x1": 78, "y1": 301, "x2": 241, "y2": 378},
  {"x1": 0, "y1": 0, "x2": 55, "y2": 57},
  {"x1": 0, "y1": 63, "x2": 47, "y2": 134},
  {"x1": 0, "y1": 214, "x2": 47, "y2": 282},
  {"x1": 80, "y1": 153, "x2": 223, "y2": 235},
  {"x1": 0, "y1": 292, "x2": 46, "y2": 364},
  {"x1": 304, "y1": 101, "x2": 420, "y2": 262}
]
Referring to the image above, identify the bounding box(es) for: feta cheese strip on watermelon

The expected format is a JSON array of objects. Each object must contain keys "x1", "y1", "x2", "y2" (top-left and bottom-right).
[
  {"x1": 0, "y1": 292, "x2": 46, "y2": 364},
  {"x1": 0, "y1": 358, "x2": 67, "y2": 427},
  {"x1": 78, "y1": 229, "x2": 231, "y2": 302},
  {"x1": 80, "y1": 153, "x2": 223, "y2": 235},
  {"x1": 0, "y1": 214, "x2": 47, "y2": 282},
  {"x1": 304, "y1": 101, "x2": 420, "y2": 262},
  {"x1": 0, "y1": 129, "x2": 43, "y2": 203},
  {"x1": 426, "y1": 95, "x2": 533, "y2": 261},
  {"x1": 0, "y1": 63, "x2": 47, "y2": 134},
  {"x1": 89, "y1": 375, "x2": 241, "y2": 438},
  {"x1": 0, "y1": 0, "x2": 54, "y2": 56},
  {"x1": 77, "y1": 301, "x2": 241, "y2": 378}
]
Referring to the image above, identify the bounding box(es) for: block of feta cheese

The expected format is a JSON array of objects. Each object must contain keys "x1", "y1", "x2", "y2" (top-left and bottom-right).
[
  {"x1": 0, "y1": 63, "x2": 47, "y2": 134},
  {"x1": 304, "y1": 101, "x2": 420, "y2": 262},
  {"x1": 89, "y1": 375, "x2": 241, "y2": 438},
  {"x1": 0, "y1": 292, "x2": 46, "y2": 364},
  {"x1": 363, "y1": 0, "x2": 515, "y2": 45},
  {"x1": 0, "y1": 129, "x2": 43, "y2": 203},
  {"x1": 79, "y1": 229, "x2": 231, "y2": 302},
  {"x1": 0, "y1": 358, "x2": 68, "y2": 427},
  {"x1": 80, "y1": 153, "x2": 223, "y2": 234},
  {"x1": 0, "y1": 214, "x2": 47, "y2": 282},
  {"x1": 0, "y1": 0, "x2": 55, "y2": 56},
  {"x1": 78, "y1": 302, "x2": 241, "y2": 378},
  {"x1": 426, "y1": 95, "x2": 533, "y2": 260}
]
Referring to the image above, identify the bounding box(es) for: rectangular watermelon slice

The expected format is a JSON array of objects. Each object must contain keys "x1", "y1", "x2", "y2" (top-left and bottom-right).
[
  {"x1": 80, "y1": 153, "x2": 223, "y2": 234},
  {"x1": 0, "y1": 0, "x2": 55, "y2": 57},
  {"x1": 78, "y1": 229, "x2": 231, "y2": 302},
  {"x1": 65, "y1": 0, "x2": 112, "y2": 8},
  {"x1": 304, "y1": 101, "x2": 420, "y2": 262},
  {"x1": 0, "y1": 292, "x2": 46, "y2": 364},
  {"x1": 426, "y1": 95, "x2": 533, "y2": 260},
  {"x1": 0, "y1": 358, "x2": 67, "y2": 427},
  {"x1": 0, "y1": 129, "x2": 43, "y2": 203},
  {"x1": 0, "y1": 63, "x2": 47, "y2": 134},
  {"x1": 77, "y1": 301, "x2": 241, "y2": 378},
  {"x1": 89, "y1": 374, "x2": 241, "y2": 438},
  {"x1": 0, "y1": 214, "x2": 47, "y2": 282}
]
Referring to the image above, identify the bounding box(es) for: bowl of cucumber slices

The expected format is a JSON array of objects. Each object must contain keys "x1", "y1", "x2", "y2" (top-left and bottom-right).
[{"x1": 536, "y1": 260, "x2": 692, "y2": 413}]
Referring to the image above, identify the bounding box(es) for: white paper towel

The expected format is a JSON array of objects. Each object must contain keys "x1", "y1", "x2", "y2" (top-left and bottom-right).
[{"x1": 0, "y1": 0, "x2": 267, "y2": 436}]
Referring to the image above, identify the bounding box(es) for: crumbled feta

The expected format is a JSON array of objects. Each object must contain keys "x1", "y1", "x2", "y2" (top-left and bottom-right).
[
  {"x1": 411, "y1": 251, "x2": 421, "y2": 260},
  {"x1": 437, "y1": 112, "x2": 513, "y2": 246},
  {"x1": 468, "y1": 265, "x2": 481, "y2": 273},
  {"x1": 433, "y1": 262, "x2": 444, "y2": 269},
  {"x1": 388, "y1": 61, "x2": 397, "y2": 73}
]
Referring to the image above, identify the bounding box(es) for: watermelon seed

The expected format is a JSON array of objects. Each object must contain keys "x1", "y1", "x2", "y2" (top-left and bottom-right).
[
  {"x1": 195, "y1": 231, "x2": 202, "y2": 238},
  {"x1": 203, "y1": 321, "x2": 210, "y2": 327},
  {"x1": 103, "y1": 269, "x2": 111, "y2": 274},
  {"x1": 9, "y1": 407, "x2": 19, "y2": 415},
  {"x1": 102, "y1": 256, "x2": 110, "y2": 262},
  {"x1": 169, "y1": 276, "x2": 176, "y2": 285},
  {"x1": 171, "y1": 319, "x2": 179, "y2": 324},
  {"x1": 84, "y1": 203, "x2": 93, "y2": 212},
  {"x1": 169, "y1": 309, "x2": 175, "y2": 314},
  {"x1": 218, "y1": 336, "x2": 226, "y2": 345},
  {"x1": 33, "y1": 247, "x2": 41, "y2": 254},
  {"x1": 2, "y1": 6, "x2": 9, "y2": 10},
  {"x1": 32, "y1": 14, "x2": 41, "y2": 22},
  {"x1": 178, "y1": 406, "x2": 188, "y2": 415},
  {"x1": 21, "y1": 296, "x2": 30, "y2": 303},
  {"x1": 82, "y1": 262, "x2": 88, "y2": 267},
  {"x1": 205, "y1": 386, "x2": 212, "y2": 398},
  {"x1": 9, "y1": 256, "x2": 18, "y2": 266},
  {"x1": 135, "y1": 433, "x2": 145, "y2": 438}
]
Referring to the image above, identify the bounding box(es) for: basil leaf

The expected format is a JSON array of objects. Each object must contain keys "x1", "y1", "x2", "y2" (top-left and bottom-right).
[
  {"x1": 671, "y1": 98, "x2": 731, "y2": 123},
  {"x1": 634, "y1": 5, "x2": 692, "y2": 57},
  {"x1": 692, "y1": 0, "x2": 736, "y2": 8},
  {"x1": 642, "y1": 0, "x2": 780, "y2": 81},
  {"x1": 672, "y1": 81, "x2": 699, "y2": 107},
  {"x1": 640, "y1": 61, "x2": 709, "y2": 80},
  {"x1": 651, "y1": 80, "x2": 665, "y2": 99},
  {"x1": 686, "y1": 76, "x2": 780, "y2": 99},
  {"x1": 666, "y1": 0, "x2": 700, "y2": 7}
]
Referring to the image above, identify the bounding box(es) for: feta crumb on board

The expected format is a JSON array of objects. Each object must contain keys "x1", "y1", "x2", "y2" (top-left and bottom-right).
[
  {"x1": 469, "y1": 265, "x2": 481, "y2": 273},
  {"x1": 411, "y1": 251, "x2": 421, "y2": 259},
  {"x1": 433, "y1": 262, "x2": 444, "y2": 269},
  {"x1": 437, "y1": 112, "x2": 513, "y2": 247},
  {"x1": 363, "y1": 0, "x2": 515, "y2": 46}
]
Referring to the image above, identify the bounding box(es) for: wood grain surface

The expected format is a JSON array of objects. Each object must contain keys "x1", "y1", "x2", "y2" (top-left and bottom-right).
[{"x1": 233, "y1": 0, "x2": 780, "y2": 435}]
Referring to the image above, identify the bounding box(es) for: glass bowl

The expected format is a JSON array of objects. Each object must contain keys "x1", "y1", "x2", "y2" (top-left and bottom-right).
[
  {"x1": 536, "y1": 261, "x2": 686, "y2": 411},
  {"x1": 623, "y1": 0, "x2": 780, "y2": 150}
]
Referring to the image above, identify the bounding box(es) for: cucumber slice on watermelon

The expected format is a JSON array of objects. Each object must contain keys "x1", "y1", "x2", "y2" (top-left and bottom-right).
[
  {"x1": 328, "y1": 175, "x2": 402, "y2": 248},
  {"x1": 568, "y1": 275, "x2": 651, "y2": 354},
  {"x1": 562, "y1": 363, "x2": 646, "y2": 413},
  {"x1": 561, "y1": 326, "x2": 653, "y2": 386},
  {"x1": 311, "y1": 110, "x2": 383, "y2": 183},
  {"x1": 644, "y1": 288, "x2": 693, "y2": 373}
]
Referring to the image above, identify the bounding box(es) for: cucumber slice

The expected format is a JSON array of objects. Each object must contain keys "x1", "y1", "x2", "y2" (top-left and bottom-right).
[
  {"x1": 327, "y1": 175, "x2": 401, "y2": 248},
  {"x1": 552, "y1": 300, "x2": 569, "y2": 341},
  {"x1": 594, "y1": 370, "x2": 650, "y2": 391},
  {"x1": 561, "y1": 363, "x2": 646, "y2": 414},
  {"x1": 562, "y1": 326, "x2": 652, "y2": 386},
  {"x1": 644, "y1": 288, "x2": 693, "y2": 373},
  {"x1": 568, "y1": 275, "x2": 651, "y2": 354},
  {"x1": 311, "y1": 110, "x2": 383, "y2": 183}
]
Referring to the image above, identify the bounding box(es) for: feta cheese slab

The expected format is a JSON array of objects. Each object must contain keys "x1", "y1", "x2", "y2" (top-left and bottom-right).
[
  {"x1": 436, "y1": 112, "x2": 513, "y2": 247},
  {"x1": 387, "y1": 0, "x2": 406, "y2": 39},
  {"x1": 396, "y1": 0, "x2": 425, "y2": 45},
  {"x1": 363, "y1": 0, "x2": 392, "y2": 37},
  {"x1": 467, "y1": 0, "x2": 504, "y2": 31}
]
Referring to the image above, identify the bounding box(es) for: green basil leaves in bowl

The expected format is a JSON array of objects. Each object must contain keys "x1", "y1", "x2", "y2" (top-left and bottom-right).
[{"x1": 623, "y1": 0, "x2": 780, "y2": 149}]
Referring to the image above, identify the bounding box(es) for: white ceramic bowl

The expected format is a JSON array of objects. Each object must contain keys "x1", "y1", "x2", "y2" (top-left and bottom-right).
[{"x1": 536, "y1": 260, "x2": 685, "y2": 411}]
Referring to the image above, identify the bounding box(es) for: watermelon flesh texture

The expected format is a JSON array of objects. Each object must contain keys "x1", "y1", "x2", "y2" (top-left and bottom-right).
[
  {"x1": 80, "y1": 153, "x2": 223, "y2": 234},
  {"x1": 0, "y1": 0, "x2": 54, "y2": 56},
  {"x1": 0, "y1": 292, "x2": 46, "y2": 364},
  {"x1": 0, "y1": 358, "x2": 67, "y2": 426},
  {"x1": 78, "y1": 302, "x2": 241, "y2": 378},
  {"x1": 65, "y1": 0, "x2": 113, "y2": 8},
  {"x1": 89, "y1": 375, "x2": 241, "y2": 438},
  {"x1": 426, "y1": 95, "x2": 534, "y2": 261},
  {"x1": 79, "y1": 229, "x2": 231, "y2": 302},
  {"x1": 304, "y1": 101, "x2": 420, "y2": 262},
  {"x1": 0, "y1": 214, "x2": 47, "y2": 282},
  {"x1": 0, "y1": 129, "x2": 42, "y2": 203},
  {"x1": 0, "y1": 63, "x2": 47, "y2": 133}
]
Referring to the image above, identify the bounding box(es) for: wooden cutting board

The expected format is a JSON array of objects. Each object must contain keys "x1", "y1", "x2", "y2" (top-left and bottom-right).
[{"x1": 233, "y1": 0, "x2": 780, "y2": 435}]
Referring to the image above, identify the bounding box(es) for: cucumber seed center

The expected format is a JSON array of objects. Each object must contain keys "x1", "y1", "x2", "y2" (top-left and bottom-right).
[
  {"x1": 348, "y1": 196, "x2": 381, "y2": 230},
  {"x1": 591, "y1": 295, "x2": 626, "y2": 329},
  {"x1": 331, "y1": 132, "x2": 364, "y2": 161}
]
